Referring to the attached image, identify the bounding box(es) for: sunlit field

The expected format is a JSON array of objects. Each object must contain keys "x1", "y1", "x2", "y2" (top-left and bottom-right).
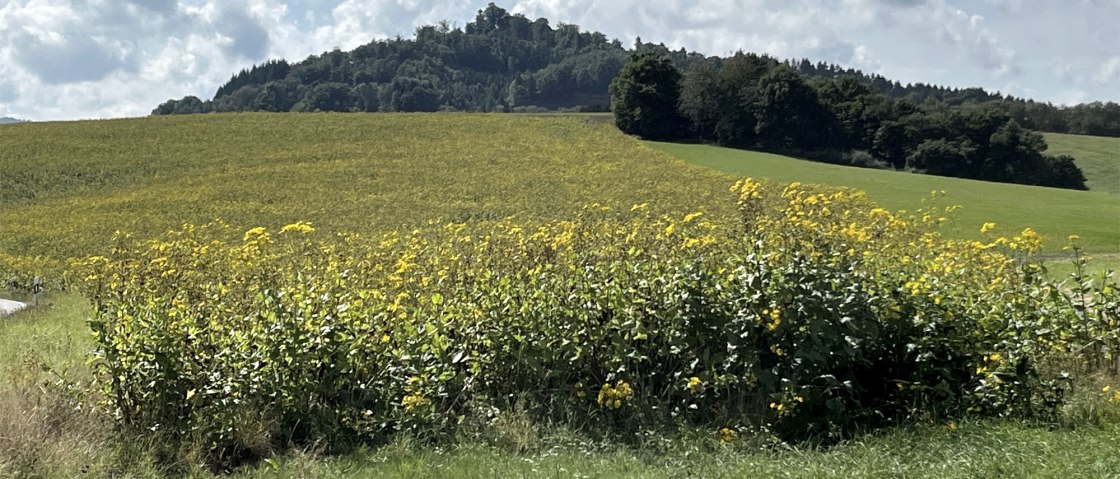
[{"x1": 1, "y1": 114, "x2": 1117, "y2": 477}]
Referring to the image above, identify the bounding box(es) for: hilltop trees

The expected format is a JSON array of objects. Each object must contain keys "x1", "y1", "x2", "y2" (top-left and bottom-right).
[
  {"x1": 153, "y1": 4, "x2": 625, "y2": 114},
  {"x1": 152, "y1": 4, "x2": 1118, "y2": 141}
]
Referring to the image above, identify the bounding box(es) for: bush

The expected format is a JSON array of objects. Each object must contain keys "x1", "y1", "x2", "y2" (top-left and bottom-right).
[{"x1": 79, "y1": 180, "x2": 1109, "y2": 466}]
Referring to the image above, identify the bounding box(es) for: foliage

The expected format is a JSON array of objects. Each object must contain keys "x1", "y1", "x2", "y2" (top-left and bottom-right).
[
  {"x1": 78, "y1": 178, "x2": 1114, "y2": 465},
  {"x1": 154, "y1": 4, "x2": 624, "y2": 115},
  {"x1": 610, "y1": 52, "x2": 687, "y2": 140},
  {"x1": 617, "y1": 54, "x2": 1092, "y2": 190}
]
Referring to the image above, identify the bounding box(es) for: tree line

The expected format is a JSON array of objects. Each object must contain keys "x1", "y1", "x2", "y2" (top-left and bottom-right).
[
  {"x1": 611, "y1": 51, "x2": 1089, "y2": 190},
  {"x1": 153, "y1": 3, "x2": 1119, "y2": 145},
  {"x1": 154, "y1": 4, "x2": 624, "y2": 115}
]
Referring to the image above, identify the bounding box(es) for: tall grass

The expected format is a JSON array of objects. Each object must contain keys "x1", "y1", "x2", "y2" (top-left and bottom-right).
[{"x1": 0, "y1": 294, "x2": 111, "y2": 477}]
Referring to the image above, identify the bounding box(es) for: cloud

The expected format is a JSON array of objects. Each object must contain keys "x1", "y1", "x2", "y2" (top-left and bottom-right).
[
  {"x1": 214, "y1": 5, "x2": 272, "y2": 59},
  {"x1": 12, "y1": 31, "x2": 133, "y2": 84},
  {"x1": 129, "y1": 0, "x2": 179, "y2": 14},
  {"x1": 1095, "y1": 56, "x2": 1120, "y2": 84},
  {"x1": 0, "y1": 0, "x2": 1114, "y2": 121}
]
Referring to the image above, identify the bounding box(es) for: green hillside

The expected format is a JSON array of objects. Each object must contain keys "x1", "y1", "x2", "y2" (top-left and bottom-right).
[
  {"x1": 1043, "y1": 132, "x2": 1120, "y2": 194},
  {"x1": 3, "y1": 113, "x2": 1119, "y2": 478},
  {"x1": 647, "y1": 141, "x2": 1120, "y2": 254},
  {"x1": 0, "y1": 113, "x2": 733, "y2": 264}
]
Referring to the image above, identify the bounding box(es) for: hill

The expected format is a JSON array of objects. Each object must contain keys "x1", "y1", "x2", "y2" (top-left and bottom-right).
[
  {"x1": 647, "y1": 141, "x2": 1120, "y2": 254},
  {"x1": 2, "y1": 113, "x2": 1114, "y2": 268},
  {"x1": 0, "y1": 113, "x2": 732, "y2": 265},
  {"x1": 0, "y1": 117, "x2": 26, "y2": 124},
  {"x1": 2, "y1": 113, "x2": 1119, "y2": 477},
  {"x1": 1042, "y1": 132, "x2": 1120, "y2": 194},
  {"x1": 151, "y1": 4, "x2": 1118, "y2": 140}
]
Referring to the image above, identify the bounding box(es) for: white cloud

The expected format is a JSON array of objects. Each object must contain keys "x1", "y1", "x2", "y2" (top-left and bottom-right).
[
  {"x1": 1096, "y1": 56, "x2": 1120, "y2": 84},
  {"x1": 0, "y1": 0, "x2": 1115, "y2": 120}
]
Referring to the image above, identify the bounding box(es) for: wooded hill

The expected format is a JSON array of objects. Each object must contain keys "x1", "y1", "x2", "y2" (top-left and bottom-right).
[{"x1": 153, "y1": 4, "x2": 1119, "y2": 140}]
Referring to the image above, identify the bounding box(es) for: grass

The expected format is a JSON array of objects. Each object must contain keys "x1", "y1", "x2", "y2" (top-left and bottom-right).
[
  {"x1": 1, "y1": 114, "x2": 1118, "y2": 477},
  {"x1": 1043, "y1": 132, "x2": 1120, "y2": 195},
  {"x1": 0, "y1": 293, "x2": 114, "y2": 478},
  {"x1": 646, "y1": 141, "x2": 1120, "y2": 254},
  {"x1": 140, "y1": 422, "x2": 1120, "y2": 478}
]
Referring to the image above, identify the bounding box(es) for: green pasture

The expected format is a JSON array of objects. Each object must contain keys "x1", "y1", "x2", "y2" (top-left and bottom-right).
[
  {"x1": 647, "y1": 141, "x2": 1120, "y2": 255},
  {"x1": 1043, "y1": 132, "x2": 1120, "y2": 194}
]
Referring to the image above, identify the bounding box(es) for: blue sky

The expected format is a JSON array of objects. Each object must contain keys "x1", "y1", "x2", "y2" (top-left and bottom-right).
[{"x1": 0, "y1": 0, "x2": 1116, "y2": 120}]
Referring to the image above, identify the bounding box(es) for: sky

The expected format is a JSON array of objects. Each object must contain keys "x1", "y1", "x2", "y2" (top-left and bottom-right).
[{"x1": 0, "y1": 0, "x2": 1117, "y2": 121}]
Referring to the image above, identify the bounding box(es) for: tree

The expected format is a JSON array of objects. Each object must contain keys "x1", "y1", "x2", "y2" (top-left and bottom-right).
[
  {"x1": 905, "y1": 138, "x2": 976, "y2": 176},
  {"x1": 610, "y1": 51, "x2": 686, "y2": 140},
  {"x1": 753, "y1": 66, "x2": 831, "y2": 149},
  {"x1": 678, "y1": 58, "x2": 722, "y2": 140},
  {"x1": 294, "y1": 83, "x2": 353, "y2": 112},
  {"x1": 712, "y1": 53, "x2": 775, "y2": 147}
]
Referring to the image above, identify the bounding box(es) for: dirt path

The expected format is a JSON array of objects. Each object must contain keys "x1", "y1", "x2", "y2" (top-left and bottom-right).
[{"x1": 0, "y1": 298, "x2": 27, "y2": 315}]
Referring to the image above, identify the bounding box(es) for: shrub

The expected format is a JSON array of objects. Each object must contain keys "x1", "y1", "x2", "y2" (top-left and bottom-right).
[{"x1": 79, "y1": 179, "x2": 1108, "y2": 466}]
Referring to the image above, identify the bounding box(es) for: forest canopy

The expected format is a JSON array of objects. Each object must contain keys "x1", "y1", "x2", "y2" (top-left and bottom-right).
[{"x1": 153, "y1": 3, "x2": 1120, "y2": 141}]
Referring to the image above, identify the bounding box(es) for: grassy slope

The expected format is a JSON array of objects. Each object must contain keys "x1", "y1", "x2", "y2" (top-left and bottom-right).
[
  {"x1": 1043, "y1": 132, "x2": 1120, "y2": 194},
  {"x1": 646, "y1": 142, "x2": 1120, "y2": 254},
  {"x1": 0, "y1": 114, "x2": 733, "y2": 263},
  {"x1": 2, "y1": 114, "x2": 1119, "y2": 477}
]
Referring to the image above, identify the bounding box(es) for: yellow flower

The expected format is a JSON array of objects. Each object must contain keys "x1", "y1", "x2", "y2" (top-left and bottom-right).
[
  {"x1": 980, "y1": 222, "x2": 996, "y2": 234},
  {"x1": 688, "y1": 376, "x2": 703, "y2": 395},
  {"x1": 597, "y1": 380, "x2": 634, "y2": 410},
  {"x1": 243, "y1": 226, "x2": 270, "y2": 242},
  {"x1": 764, "y1": 308, "x2": 782, "y2": 330},
  {"x1": 719, "y1": 427, "x2": 738, "y2": 443},
  {"x1": 683, "y1": 212, "x2": 704, "y2": 223},
  {"x1": 402, "y1": 394, "x2": 431, "y2": 412},
  {"x1": 280, "y1": 221, "x2": 316, "y2": 234}
]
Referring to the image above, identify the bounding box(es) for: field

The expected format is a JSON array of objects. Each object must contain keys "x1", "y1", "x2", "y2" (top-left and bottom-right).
[
  {"x1": 644, "y1": 142, "x2": 1119, "y2": 254},
  {"x1": 2, "y1": 114, "x2": 1119, "y2": 477},
  {"x1": 1042, "y1": 132, "x2": 1120, "y2": 195},
  {"x1": 0, "y1": 114, "x2": 732, "y2": 266}
]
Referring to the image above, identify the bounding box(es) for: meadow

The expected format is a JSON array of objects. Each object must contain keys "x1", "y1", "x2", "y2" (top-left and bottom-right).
[
  {"x1": 644, "y1": 142, "x2": 1119, "y2": 254},
  {"x1": 1, "y1": 113, "x2": 1118, "y2": 477},
  {"x1": 1042, "y1": 132, "x2": 1120, "y2": 195}
]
